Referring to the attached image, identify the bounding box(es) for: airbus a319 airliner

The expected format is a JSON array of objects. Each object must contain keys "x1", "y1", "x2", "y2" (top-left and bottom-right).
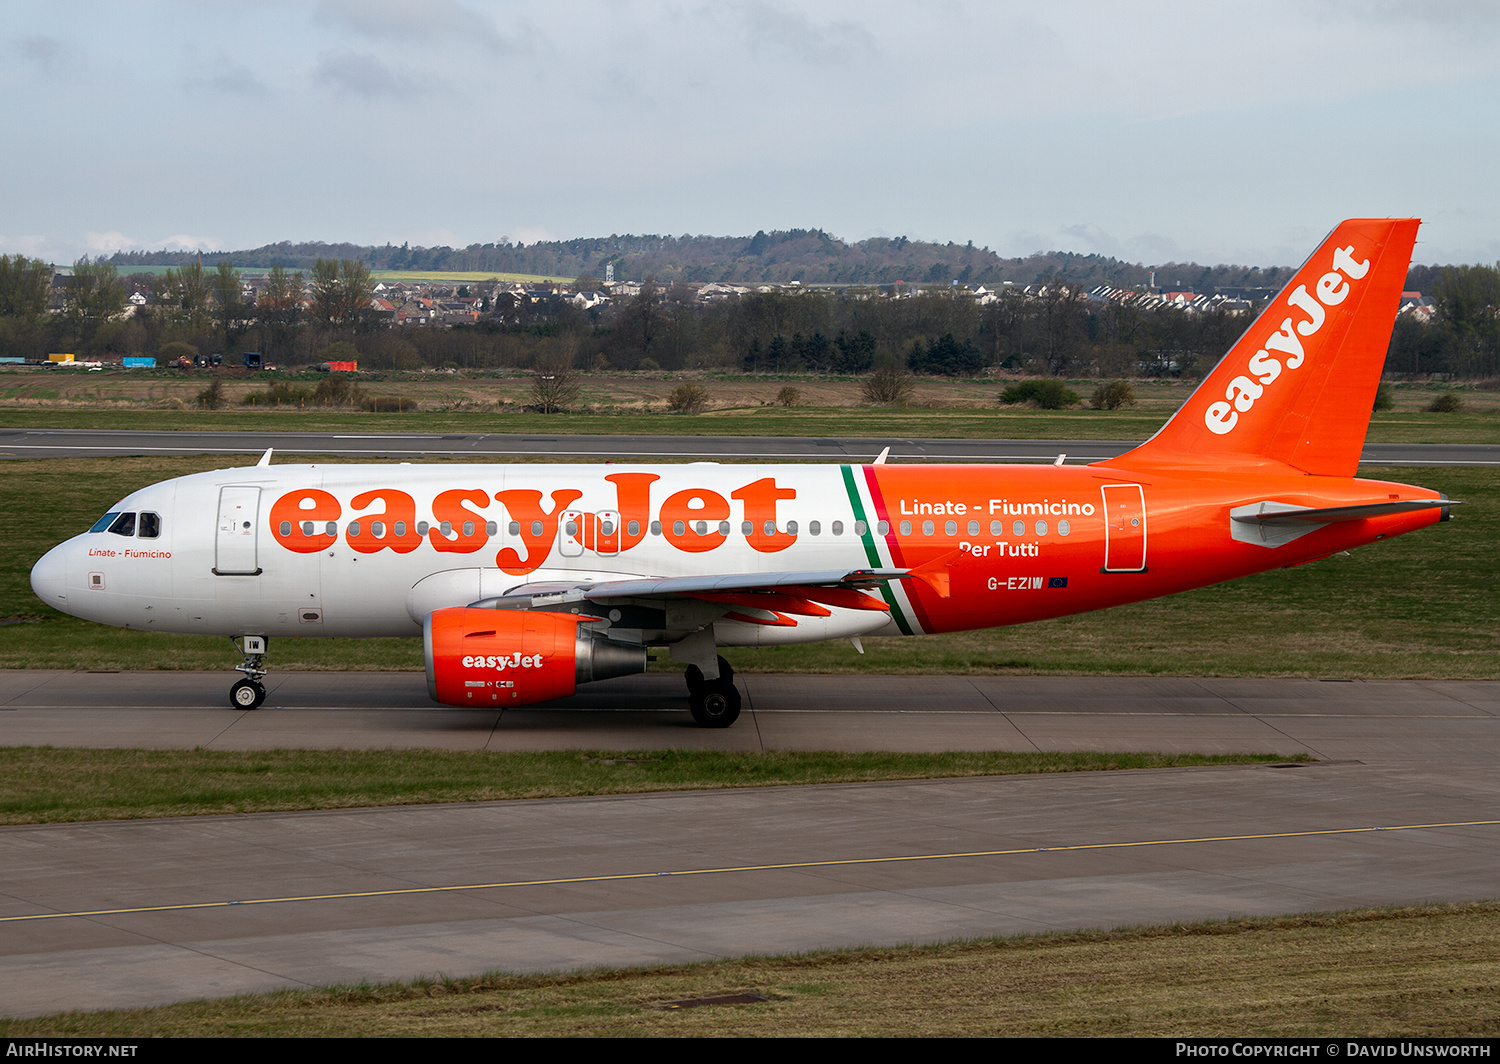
[{"x1": 31, "y1": 219, "x2": 1454, "y2": 727}]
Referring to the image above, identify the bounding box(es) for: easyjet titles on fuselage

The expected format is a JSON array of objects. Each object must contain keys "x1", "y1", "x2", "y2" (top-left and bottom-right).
[
  {"x1": 266, "y1": 468, "x2": 1103, "y2": 577},
  {"x1": 269, "y1": 472, "x2": 805, "y2": 576}
]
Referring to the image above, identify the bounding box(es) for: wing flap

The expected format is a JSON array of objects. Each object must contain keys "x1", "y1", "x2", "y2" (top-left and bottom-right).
[{"x1": 469, "y1": 568, "x2": 912, "y2": 610}]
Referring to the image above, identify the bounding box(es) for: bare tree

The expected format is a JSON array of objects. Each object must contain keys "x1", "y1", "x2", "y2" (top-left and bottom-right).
[
  {"x1": 531, "y1": 339, "x2": 581, "y2": 413},
  {"x1": 67, "y1": 257, "x2": 126, "y2": 340},
  {"x1": 0, "y1": 254, "x2": 52, "y2": 320},
  {"x1": 310, "y1": 258, "x2": 375, "y2": 328},
  {"x1": 861, "y1": 365, "x2": 915, "y2": 405},
  {"x1": 667, "y1": 382, "x2": 708, "y2": 413},
  {"x1": 212, "y1": 261, "x2": 246, "y2": 350},
  {"x1": 156, "y1": 256, "x2": 213, "y2": 331}
]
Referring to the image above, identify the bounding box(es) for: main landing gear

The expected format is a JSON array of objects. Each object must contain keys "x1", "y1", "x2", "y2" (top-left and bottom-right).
[
  {"x1": 684, "y1": 656, "x2": 741, "y2": 728},
  {"x1": 230, "y1": 635, "x2": 268, "y2": 710}
]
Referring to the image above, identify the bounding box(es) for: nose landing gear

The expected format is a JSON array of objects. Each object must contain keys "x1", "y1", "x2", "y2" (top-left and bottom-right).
[
  {"x1": 685, "y1": 655, "x2": 741, "y2": 728},
  {"x1": 230, "y1": 635, "x2": 268, "y2": 710}
]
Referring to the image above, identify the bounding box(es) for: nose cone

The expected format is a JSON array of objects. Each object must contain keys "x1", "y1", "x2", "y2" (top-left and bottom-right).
[{"x1": 30, "y1": 544, "x2": 69, "y2": 612}]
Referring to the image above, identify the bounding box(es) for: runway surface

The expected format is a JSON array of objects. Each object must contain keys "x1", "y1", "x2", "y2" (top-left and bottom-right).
[
  {"x1": 2, "y1": 671, "x2": 1498, "y2": 1018},
  {"x1": 2, "y1": 427, "x2": 1496, "y2": 465}
]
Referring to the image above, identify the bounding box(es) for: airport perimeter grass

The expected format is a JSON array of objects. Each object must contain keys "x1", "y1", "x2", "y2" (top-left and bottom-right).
[
  {"x1": 0, "y1": 748, "x2": 1299, "y2": 825},
  {"x1": 7, "y1": 901, "x2": 1497, "y2": 1036},
  {"x1": 3, "y1": 371, "x2": 1497, "y2": 442},
  {"x1": 4, "y1": 457, "x2": 1496, "y2": 678}
]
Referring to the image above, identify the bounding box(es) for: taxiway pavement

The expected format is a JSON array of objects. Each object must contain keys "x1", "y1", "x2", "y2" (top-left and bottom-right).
[
  {"x1": 1, "y1": 672, "x2": 1497, "y2": 1018},
  {"x1": 2, "y1": 427, "x2": 1496, "y2": 465}
]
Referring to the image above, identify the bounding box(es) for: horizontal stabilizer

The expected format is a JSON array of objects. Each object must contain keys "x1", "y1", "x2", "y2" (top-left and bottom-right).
[
  {"x1": 1232, "y1": 498, "x2": 1455, "y2": 524},
  {"x1": 1229, "y1": 498, "x2": 1455, "y2": 547}
]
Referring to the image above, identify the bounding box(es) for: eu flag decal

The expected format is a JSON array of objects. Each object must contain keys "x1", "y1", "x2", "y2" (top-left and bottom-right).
[{"x1": 1048, "y1": 576, "x2": 1068, "y2": 588}]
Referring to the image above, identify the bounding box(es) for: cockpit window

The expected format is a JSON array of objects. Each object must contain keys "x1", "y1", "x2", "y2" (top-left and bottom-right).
[
  {"x1": 107, "y1": 512, "x2": 136, "y2": 537},
  {"x1": 89, "y1": 512, "x2": 121, "y2": 533},
  {"x1": 138, "y1": 512, "x2": 161, "y2": 539}
]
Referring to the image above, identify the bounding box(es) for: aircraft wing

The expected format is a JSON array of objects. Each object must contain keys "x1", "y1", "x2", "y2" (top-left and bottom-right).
[{"x1": 472, "y1": 567, "x2": 912, "y2": 610}]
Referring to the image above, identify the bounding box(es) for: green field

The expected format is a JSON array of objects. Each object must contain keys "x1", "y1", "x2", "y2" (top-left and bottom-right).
[
  {"x1": 5, "y1": 456, "x2": 1495, "y2": 678},
  {"x1": 369, "y1": 269, "x2": 571, "y2": 284},
  {"x1": 87, "y1": 264, "x2": 571, "y2": 284},
  {"x1": 7, "y1": 902, "x2": 1496, "y2": 1036},
  {"x1": 0, "y1": 747, "x2": 1297, "y2": 826}
]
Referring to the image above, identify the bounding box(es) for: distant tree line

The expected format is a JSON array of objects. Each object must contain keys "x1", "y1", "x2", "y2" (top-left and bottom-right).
[
  {"x1": 105, "y1": 229, "x2": 1303, "y2": 290},
  {"x1": 3, "y1": 253, "x2": 1496, "y2": 382}
]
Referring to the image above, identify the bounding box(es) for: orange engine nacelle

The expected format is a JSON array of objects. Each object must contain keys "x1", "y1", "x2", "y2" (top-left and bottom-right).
[{"x1": 424, "y1": 607, "x2": 646, "y2": 707}]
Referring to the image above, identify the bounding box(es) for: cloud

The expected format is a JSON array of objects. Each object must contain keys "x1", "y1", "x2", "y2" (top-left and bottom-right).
[
  {"x1": 315, "y1": 50, "x2": 436, "y2": 97},
  {"x1": 734, "y1": 0, "x2": 876, "y2": 65},
  {"x1": 1310, "y1": 0, "x2": 1500, "y2": 36},
  {"x1": 313, "y1": 0, "x2": 520, "y2": 53},
  {"x1": 11, "y1": 34, "x2": 66, "y2": 71},
  {"x1": 1058, "y1": 223, "x2": 1124, "y2": 259},
  {"x1": 511, "y1": 226, "x2": 556, "y2": 246},
  {"x1": 0, "y1": 234, "x2": 51, "y2": 258},
  {"x1": 186, "y1": 55, "x2": 269, "y2": 96},
  {"x1": 159, "y1": 235, "x2": 224, "y2": 252},
  {"x1": 85, "y1": 231, "x2": 137, "y2": 253}
]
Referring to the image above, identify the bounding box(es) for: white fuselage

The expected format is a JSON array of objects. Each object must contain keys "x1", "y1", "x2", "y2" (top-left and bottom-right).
[{"x1": 30, "y1": 462, "x2": 918, "y2": 645}]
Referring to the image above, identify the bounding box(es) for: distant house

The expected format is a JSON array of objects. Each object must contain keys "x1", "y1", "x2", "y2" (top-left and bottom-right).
[{"x1": 396, "y1": 298, "x2": 434, "y2": 325}]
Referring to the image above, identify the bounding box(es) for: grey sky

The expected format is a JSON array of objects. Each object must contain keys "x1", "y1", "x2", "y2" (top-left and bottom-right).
[{"x1": 3, "y1": 1, "x2": 1496, "y2": 267}]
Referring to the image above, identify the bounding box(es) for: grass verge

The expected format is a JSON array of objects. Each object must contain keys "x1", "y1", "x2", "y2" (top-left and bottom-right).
[
  {"x1": 2, "y1": 371, "x2": 1496, "y2": 442},
  {"x1": 5, "y1": 901, "x2": 1496, "y2": 1036},
  {"x1": 0, "y1": 748, "x2": 1301, "y2": 825}
]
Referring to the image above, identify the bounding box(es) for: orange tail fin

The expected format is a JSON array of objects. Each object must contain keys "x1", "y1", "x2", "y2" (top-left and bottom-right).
[{"x1": 1103, "y1": 218, "x2": 1418, "y2": 477}]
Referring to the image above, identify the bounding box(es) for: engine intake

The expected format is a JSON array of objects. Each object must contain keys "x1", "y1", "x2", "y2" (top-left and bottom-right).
[{"x1": 424, "y1": 607, "x2": 646, "y2": 707}]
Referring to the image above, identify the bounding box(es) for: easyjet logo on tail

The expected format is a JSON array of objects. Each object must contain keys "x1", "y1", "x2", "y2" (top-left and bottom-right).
[{"x1": 1204, "y1": 244, "x2": 1370, "y2": 435}]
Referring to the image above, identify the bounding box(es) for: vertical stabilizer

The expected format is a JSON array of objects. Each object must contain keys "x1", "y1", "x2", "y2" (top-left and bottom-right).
[{"x1": 1102, "y1": 218, "x2": 1419, "y2": 476}]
